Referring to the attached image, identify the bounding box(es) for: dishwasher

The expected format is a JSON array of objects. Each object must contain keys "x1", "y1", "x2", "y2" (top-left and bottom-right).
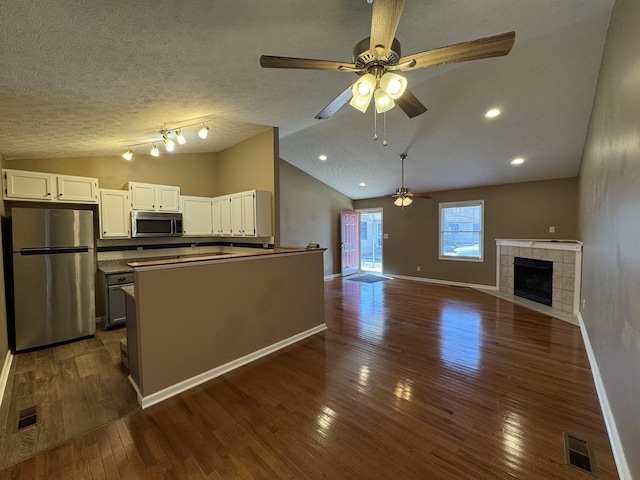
[{"x1": 106, "y1": 272, "x2": 134, "y2": 328}]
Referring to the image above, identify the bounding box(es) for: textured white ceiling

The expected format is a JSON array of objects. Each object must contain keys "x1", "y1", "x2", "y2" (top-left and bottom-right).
[{"x1": 0, "y1": 0, "x2": 614, "y2": 199}]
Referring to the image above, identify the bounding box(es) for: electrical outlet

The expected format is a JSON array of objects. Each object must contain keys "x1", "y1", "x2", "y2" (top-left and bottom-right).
[
  {"x1": 383, "y1": 233, "x2": 389, "y2": 239},
  {"x1": 417, "y1": 266, "x2": 421, "y2": 272},
  {"x1": 549, "y1": 226, "x2": 555, "y2": 233}
]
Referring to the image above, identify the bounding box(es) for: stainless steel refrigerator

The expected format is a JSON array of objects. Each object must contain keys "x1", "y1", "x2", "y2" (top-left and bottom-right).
[{"x1": 11, "y1": 207, "x2": 96, "y2": 351}]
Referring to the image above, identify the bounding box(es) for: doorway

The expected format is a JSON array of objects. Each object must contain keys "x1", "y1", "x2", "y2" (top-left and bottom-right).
[{"x1": 358, "y1": 209, "x2": 383, "y2": 273}]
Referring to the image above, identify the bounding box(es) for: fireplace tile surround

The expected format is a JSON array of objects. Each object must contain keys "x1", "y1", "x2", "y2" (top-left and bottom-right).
[{"x1": 496, "y1": 239, "x2": 583, "y2": 322}]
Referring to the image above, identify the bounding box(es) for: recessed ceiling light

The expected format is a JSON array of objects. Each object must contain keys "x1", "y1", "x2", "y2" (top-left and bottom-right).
[
  {"x1": 359, "y1": 182, "x2": 366, "y2": 187},
  {"x1": 511, "y1": 157, "x2": 525, "y2": 165},
  {"x1": 485, "y1": 108, "x2": 501, "y2": 119},
  {"x1": 318, "y1": 154, "x2": 327, "y2": 161}
]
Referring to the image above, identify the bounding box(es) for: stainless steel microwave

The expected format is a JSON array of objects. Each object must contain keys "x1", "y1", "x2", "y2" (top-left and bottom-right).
[{"x1": 131, "y1": 211, "x2": 183, "y2": 238}]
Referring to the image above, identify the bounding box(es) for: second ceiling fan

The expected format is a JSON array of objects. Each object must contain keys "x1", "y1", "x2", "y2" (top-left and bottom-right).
[{"x1": 260, "y1": 0, "x2": 515, "y2": 120}]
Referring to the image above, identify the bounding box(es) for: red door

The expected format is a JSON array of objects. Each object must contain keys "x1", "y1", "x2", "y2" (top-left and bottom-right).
[{"x1": 341, "y1": 210, "x2": 359, "y2": 276}]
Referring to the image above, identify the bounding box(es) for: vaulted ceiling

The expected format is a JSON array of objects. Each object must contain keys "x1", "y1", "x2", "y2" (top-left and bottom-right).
[{"x1": 0, "y1": 0, "x2": 613, "y2": 199}]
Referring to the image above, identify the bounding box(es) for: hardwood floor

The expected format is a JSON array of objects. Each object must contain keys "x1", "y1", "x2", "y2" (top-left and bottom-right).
[
  {"x1": 0, "y1": 327, "x2": 139, "y2": 469},
  {"x1": 0, "y1": 278, "x2": 619, "y2": 479}
]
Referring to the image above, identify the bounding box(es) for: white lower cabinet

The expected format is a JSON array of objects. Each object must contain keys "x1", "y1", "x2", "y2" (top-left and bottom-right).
[
  {"x1": 180, "y1": 196, "x2": 213, "y2": 237},
  {"x1": 99, "y1": 189, "x2": 130, "y2": 239}
]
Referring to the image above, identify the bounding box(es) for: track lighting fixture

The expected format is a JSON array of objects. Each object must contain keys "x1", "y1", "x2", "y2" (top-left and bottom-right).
[{"x1": 120, "y1": 120, "x2": 212, "y2": 160}]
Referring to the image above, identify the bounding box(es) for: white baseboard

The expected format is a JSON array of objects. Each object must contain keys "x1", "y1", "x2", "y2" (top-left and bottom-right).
[
  {"x1": 577, "y1": 312, "x2": 631, "y2": 479},
  {"x1": 389, "y1": 274, "x2": 496, "y2": 291},
  {"x1": 324, "y1": 273, "x2": 342, "y2": 280},
  {"x1": 138, "y1": 323, "x2": 327, "y2": 409},
  {"x1": 0, "y1": 350, "x2": 13, "y2": 410}
]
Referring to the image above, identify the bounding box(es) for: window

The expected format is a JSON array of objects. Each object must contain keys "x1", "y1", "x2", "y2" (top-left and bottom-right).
[{"x1": 439, "y1": 200, "x2": 484, "y2": 261}]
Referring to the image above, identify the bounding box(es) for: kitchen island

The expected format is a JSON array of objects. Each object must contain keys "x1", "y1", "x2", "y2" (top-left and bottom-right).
[{"x1": 123, "y1": 247, "x2": 326, "y2": 408}]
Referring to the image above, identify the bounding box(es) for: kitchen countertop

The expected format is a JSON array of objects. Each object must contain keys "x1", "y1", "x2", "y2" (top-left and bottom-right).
[
  {"x1": 121, "y1": 285, "x2": 135, "y2": 298},
  {"x1": 98, "y1": 247, "x2": 323, "y2": 273}
]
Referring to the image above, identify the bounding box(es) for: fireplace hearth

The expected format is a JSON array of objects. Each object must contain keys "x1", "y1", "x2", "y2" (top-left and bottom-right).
[{"x1": 514, "y1": 256, "x2": 553, "y2": 306}]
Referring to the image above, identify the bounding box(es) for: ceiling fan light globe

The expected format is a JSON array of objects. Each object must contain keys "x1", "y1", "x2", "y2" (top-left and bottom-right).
[
  {"x1": 374, "y1": 88, "x2": 395, "y2": 113},
  {"x1": 349, "y1": 95, "x2": 372, "y2": 113},
  {"x1": 394, "y1": 197, "x2": 403, "y2": 207},
  {"x1": 403, "y1": 197, "x2": 413, "y2": 206},
  {"x1": 380, "y1": 72, "x2": 407, "y2": 99}
]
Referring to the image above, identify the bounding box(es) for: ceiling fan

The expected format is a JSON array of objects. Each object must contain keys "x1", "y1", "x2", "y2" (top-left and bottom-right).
[
  {"x1": 260, "y1": 0, "x2": 515, "y2": 120},
  {"x1": 393, "y1": 153, "x2": 431, "y2": 206}
]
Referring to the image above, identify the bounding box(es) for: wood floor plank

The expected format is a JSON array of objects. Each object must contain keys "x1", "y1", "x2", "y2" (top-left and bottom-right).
[{"x1": 0, "y1": 278, "x2": 620, "y2": 479}]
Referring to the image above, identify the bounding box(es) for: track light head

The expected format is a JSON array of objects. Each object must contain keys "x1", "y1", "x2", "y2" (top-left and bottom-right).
[
  {"x1": 162, "y1": 134, "x2": 175, "y2": 151},
  {"x1": 198, "y1": 124, "x2": 209, "y2": 139},
  {"x1": 175, "y1": 129, "x2": 187, "y2": 145},
  {"x1": 151, "y1": 144, "x2": 159, "y2": 157},
  {"x1": 122, "y1": 148, "x2": 133, "y2": 161}
]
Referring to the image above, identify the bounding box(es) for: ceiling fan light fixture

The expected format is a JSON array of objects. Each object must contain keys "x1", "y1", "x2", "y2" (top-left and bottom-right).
[
  {"x1": 394, "y1": 196, "x2": 412, "y2": 207},
  {"x1": 198, "y1": 124, "x2": 209, "y2": 139},
  {"x1": 379, "y1": 72, "x2": 407, "y2": 99},
  {"x1": 374, "y1": 88, "x2": 395, "y2": 113}
]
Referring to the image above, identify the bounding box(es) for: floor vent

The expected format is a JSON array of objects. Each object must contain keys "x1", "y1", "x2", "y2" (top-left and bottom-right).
[
  {"x1": 17, "y1": 406, "x2": 37, "y2": 430},
  {"x1": 563, "y1": 432, "x2": 595, "y2": 474}
]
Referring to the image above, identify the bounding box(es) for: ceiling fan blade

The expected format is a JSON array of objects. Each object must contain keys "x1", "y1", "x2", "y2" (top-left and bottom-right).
[
  {"x1": 315, "y1": 85, "x2": 354, "y2": 119},
  {"x1": 410, "y1": 193, "x2": 432, "y2": 199},
  {"x1": 398, "y1": 31, "x2": 516, "y2": 71},
  {"x1": 396, "y1": 89, "x2": 428, "y2": 118},
  {"x1": 370, "y1": 0, "x2": 405, "y2": 57},
  {"x1": 260, "y1": 55, "x2": 355, "y2": 71}
]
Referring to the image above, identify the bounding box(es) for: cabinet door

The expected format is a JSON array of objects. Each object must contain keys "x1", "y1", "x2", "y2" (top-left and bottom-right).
[
  {"x1": 181, "y1": 196, "x2": 213, "y2": 236},
  {"x1": 212, "y1": 197, "x2": 222, "y2": 236},
  {"x1": 3, "y1": 169, "x2": 55, "y2": 201},
  {"x1": 99, "y1": 189, "x2": 130, "y2": 239},
  {"x1": 241, "y1": 191, "x2": 256, "y2": 236},
  {"x1": 157, "y1": 185, "x2": 181, "y2": 212},
  {"x1": 230, "y1": 193, "x2": 243, "y2": 236},
  {"x1": 57, "y1": 175, "x2": 98, "y2": 203},
  {"x1": 129, "y1": 182, "x2": 156, "y2": 210},
  {"x1": 219, "y1": 196, "x2": 232, "y2": 236}
]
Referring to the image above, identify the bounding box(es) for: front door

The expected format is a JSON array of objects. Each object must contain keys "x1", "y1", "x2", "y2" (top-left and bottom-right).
[{"x1": 341, "y1": 210, "x2": 359, "y2": 276}]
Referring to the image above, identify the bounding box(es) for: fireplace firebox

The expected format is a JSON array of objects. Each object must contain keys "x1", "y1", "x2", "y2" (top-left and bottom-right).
[{"x1": 514, "y1": 257, "x2": 553, "y2": 306}]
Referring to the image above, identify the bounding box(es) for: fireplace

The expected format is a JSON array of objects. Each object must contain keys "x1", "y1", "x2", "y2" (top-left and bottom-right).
[{"x1": 513, "y1": 257, "x2": 553, "y2": 306}]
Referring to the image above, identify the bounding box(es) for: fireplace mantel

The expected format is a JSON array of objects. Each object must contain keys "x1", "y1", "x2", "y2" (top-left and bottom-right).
[{"x1": 494, "y1": 239, "x2": 583, "y2": 324}]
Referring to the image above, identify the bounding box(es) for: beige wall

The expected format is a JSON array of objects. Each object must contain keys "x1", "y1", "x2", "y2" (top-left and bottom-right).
[
  {"x1": 578, "y1": 0, "x2": 639, "y2": 475},
  {"x1": 0, "y1": 156, "x2": 7, "y2": 359},
  {"x1": 134, "y1": 251, "x2": 325, "y2": 397},
  {"x1": 218, "y1": 128, "x2": 279, "y2": 242},
  {"x1": 279, "y1": 159, "x2": 353, "y2": 275},
  {"x1": 355, "y1": 177, "x2": 578, "y2": 286},
  {"x1": 4, "y1": 152, "x2": 220, "y2": 197}
]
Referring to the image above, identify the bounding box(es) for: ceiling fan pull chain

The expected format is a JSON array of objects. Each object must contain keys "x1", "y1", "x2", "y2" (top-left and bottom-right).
[
  {"x1": 383, "y1": 111, "x2": 388, "y2": 146},
  {"x1": 373, "y1": 109, "x2": 378, "y2": 140}
]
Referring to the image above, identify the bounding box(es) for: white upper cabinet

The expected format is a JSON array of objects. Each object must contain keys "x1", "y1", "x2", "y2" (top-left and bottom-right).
[
  {"x1": 128, "y1": 182, "x2": 180, "y2": 212},
  {"x1": 99, "y1": 189, "x2": 130, "y2": 239},
  {"x1": 56, "y1": 174, "x2": 99, "y2": 203},
  {"x1": 180, "y1": 196, "x2": 213, "y2": 237},
  {"x1": 228, "y1": 190, "x2": 272, "y2": 237},
  {"x1": 212, "y1": 195, "x2": 232, "y2": 236},
  {"x1": 3, "y1": 169, "x2": 98, "y2": 204}
]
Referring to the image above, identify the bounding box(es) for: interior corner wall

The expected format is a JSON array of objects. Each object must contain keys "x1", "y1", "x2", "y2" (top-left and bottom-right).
[
  {"x1": 217, "y1": 128, "x2": 279, "y2": 242},
  {"x1": 0, "y1": 154, "x2": 8, "y2": 358},
  {"x1": 577, "y1": 0, "x2": 640, "y2": 476},
  {"x1": 354, "y1": 177, "x2": 578, "y2": 287},
  {"x1": 279, "y1": 159, "x2": 353, "y2": 275}
]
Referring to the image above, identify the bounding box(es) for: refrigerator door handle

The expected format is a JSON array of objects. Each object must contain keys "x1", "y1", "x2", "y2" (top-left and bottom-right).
[{"x1": 20, "y1": 246, "x2": 90, "y2": 255}]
